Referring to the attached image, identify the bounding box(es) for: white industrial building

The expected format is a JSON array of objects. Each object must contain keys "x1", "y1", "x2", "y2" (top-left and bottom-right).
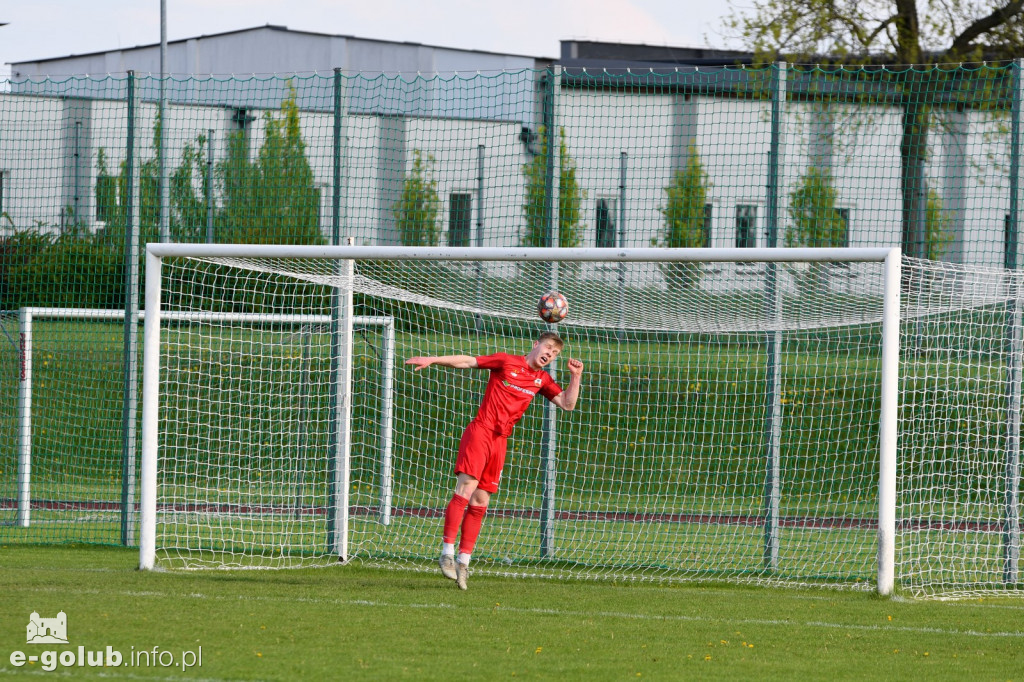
[{"x1": 1, "y1": 25, "x2": 1018, "y2": 272}]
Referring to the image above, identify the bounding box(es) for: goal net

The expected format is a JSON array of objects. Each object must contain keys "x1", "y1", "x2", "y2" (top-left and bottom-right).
[
  {"x1": 138, "y1": 244, "x2": 919, "y2": 594},
  {"x1": 899, "y1": 258, "x2": 1024, "y2": 599}
]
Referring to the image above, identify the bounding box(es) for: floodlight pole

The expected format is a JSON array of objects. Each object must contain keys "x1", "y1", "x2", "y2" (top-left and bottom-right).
[{"x1": 158, "y1": 0, "x2": 169, "y2": 243}]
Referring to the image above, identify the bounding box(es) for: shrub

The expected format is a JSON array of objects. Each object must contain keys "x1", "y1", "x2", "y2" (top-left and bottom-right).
[
  {"x1": 394, "y1": 149, "x2": 440, "y2": 246},
  {"x1": 653, "y1": 147, "x2": 711, "y2": 290}
]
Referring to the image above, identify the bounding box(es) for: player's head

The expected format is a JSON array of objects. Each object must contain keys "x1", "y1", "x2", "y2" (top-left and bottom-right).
[
  {"x1": 527, "y1": 332, "x2": 564, "y2": 369},
  {"x1": 537, "y1": 331, "x2": 564, "y2": 349}
]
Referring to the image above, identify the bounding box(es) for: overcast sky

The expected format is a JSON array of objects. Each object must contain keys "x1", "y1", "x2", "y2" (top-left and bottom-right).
[{"x1": 0, "y1": 0, "x2": 741, "y2": 77}]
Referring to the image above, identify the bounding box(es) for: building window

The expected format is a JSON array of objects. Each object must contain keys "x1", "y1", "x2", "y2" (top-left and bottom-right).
[
  {"x1": 231, "y1": 107, "x2": 254, "y2": 132},
  {"x1": 835, "y1": 207, "x2": 851, "y2": 248},
  {"x1": 448, "y1": 193, "x2": 472, "y2": 247},
  {"x1": 95, "y1": 172, "x2": 117, "y2": 223},
  {"x1": 595, "y1": 198, "x2": 617, "y2": 248},
  {"x1": 736, "y1": 204, "x2": 757, "y2": 248}
]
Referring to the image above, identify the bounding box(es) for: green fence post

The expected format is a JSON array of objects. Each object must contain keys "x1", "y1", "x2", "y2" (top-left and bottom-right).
[
  {"x1": 763, "y1": 61, "x2": 786, "y2": 572},
  {"x1": 540, "y1": 66, "x2": 560, "y2": 559},
  {"x1": 1005, "y1": 59, "x2": 1023, "y2": 584},
  {"x1": 1010, "y1": 61, "x2": 1021, "y2": 272},
  {"x1": 121, "y1": 71, "x2": 140, "y2": 546},
  {"x1": 332, "y1": 67, "x2": 343, "y2": 247},
  {"x1": 206, "y1": 128, "x2": 215, "y2": 243}
]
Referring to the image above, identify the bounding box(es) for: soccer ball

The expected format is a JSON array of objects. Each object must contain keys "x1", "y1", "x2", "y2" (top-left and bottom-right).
[{"x1": 537, "y1": 291, "x2": 569, "y2": 324}]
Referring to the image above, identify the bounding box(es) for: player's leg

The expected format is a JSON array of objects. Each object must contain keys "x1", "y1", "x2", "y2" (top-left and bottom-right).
[
  {"x1": 440, "y1": 487, "x2": 469, "y2": 579},
  {"x1": 441, "y1": 425, "x2": 487, "y2": 580},
  {"x1": 458, "y1": 487, "x2": 491, "y2": 561},
  {"x1": 454, "y1": 472, "x2": 482, "y2": 499},
  {"x1": 443, "y1": 473, "x2": 478, "y2": 549},
  {"x1": 440, "y1": 474, "x2": 479, "y2": 580},
  {"x1": 455, "y1": 436, "x2": 506, "y2": 590}
]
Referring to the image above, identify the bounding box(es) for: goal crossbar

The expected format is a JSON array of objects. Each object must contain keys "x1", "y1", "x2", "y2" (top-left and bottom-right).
[{"x1": 146, "y1": 243, "x2": 894, "y2": 264}]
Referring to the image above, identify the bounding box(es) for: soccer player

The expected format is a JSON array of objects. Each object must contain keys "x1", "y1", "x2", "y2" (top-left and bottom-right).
[{"x1": 405, "y1": 331, "x2": 584, "y2": 590}]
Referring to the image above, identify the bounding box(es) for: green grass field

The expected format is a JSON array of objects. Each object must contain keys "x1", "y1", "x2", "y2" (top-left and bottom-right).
[
  {"x1": 2, "y1": 272, "x2": 1024, "y2": 677},
  {"x1": 1, "y1": 310, "x2": 1022, "y2": 595},
  {"x1": 2, "y1": 544, "x2": 1023, "y2": 681}
]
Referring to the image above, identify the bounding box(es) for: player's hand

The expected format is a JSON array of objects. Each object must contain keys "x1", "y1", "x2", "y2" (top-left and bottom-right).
[
  {"x1": 405, "y1": 357, "x2": 433, "y2": 371},
  {"x1": 566, "y1": 358, "x2": 584, "y2": 377}
]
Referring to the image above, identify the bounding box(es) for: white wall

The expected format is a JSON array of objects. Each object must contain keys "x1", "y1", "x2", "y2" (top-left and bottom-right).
[{"x1": 1, "y1": 77, "x2": 1020, "y2": 276}]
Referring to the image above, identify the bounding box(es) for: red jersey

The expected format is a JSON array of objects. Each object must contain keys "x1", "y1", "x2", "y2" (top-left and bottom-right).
[{"x1": 472, "y1": 353, "x2": 563, "y2": 436}]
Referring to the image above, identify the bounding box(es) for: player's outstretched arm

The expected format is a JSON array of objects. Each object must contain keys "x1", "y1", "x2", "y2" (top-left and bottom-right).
[
  {"x1": 552, "y1": 358, "x2": 584, "y2": 412},
  {"x1": 405, "y1": 355, "x2": 479, "y2": 371}
]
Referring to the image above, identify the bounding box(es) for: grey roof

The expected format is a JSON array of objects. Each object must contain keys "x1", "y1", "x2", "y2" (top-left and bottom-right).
[{"x1": 11, "y1": 23, "x2": 552, "y2": 67}]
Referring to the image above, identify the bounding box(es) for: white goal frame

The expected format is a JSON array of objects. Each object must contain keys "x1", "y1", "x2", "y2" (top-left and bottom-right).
[
  {"x1": 137, "y1": 244, "x2": 900, "y2": 596},
  {"x1": 14, "y1": 307, "x2": 395, "y2": 533}
]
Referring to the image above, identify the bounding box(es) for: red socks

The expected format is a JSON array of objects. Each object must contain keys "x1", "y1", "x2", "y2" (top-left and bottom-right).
[
  {"x1": 442, "y1": 494, "x2": 470, "y2": 544},
  {"x1": 442, "y1": 494, "x2": 488, "y2": 554},
  {"x1": 458, "y1": 504, "x2": 487, "y2": 555}
]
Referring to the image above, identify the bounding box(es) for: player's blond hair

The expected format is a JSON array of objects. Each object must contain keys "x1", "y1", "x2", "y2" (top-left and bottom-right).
[{"x1": 537, "y1": 331, "x2": 564, "y2": 349}]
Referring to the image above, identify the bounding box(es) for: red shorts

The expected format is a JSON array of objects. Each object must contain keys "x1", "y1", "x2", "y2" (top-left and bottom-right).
[{"x1": 455, "y1": 421, "x2": 508, "y2": 493}]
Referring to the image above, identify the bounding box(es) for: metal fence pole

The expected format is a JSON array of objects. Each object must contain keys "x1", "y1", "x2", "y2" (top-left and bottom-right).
[
  {"x1": 158, "y1": 0, "x2": 169, "y2": 243},
  {"x1": 618, "y1": 151, "x2": 627, "y2": 337},
  {"x1": 1005, "y1": 58, "x2": 1024, "y2": 584},
  {"x1": 332, "y1": 67, "x2": 343, "y2": 247},
  {"x1": 541, "y1": 67, "x2": 560, "y2": 558},
  {"x1": 475, "y1": 143, "x2": 485, "y2": 332},
  {"x1": 206, "y1": 129, "x2": 215, "y2": 244},
  {"x1": 763, "y1": 61, "x2": 786, "y2": 571},
  {"x1": 120, "y1": 71, "x2": 141, "y2": 546}
]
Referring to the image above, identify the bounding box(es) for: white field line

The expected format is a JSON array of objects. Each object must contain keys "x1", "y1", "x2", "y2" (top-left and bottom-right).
[
  {"x1": 10, "y1": 585, "x2": 1024, "y2": 640},
  {"x1": 25, "y1": 568, "x2": 1024, "y2": 612}
]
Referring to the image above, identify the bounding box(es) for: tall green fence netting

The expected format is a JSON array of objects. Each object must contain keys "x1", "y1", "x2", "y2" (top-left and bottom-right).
[{"x1": 1, "y1": 64, "x2": 1023, "y2": 597}]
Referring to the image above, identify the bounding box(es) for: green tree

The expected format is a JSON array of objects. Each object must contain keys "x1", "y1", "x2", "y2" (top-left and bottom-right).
[
  {"x1": 556, "y1": 128, "x2": 586, "y2": 250},
  {"x1": 93, "y1": 120, "x2": 163, "y2": 248},
  {"x1": 522, "y1": 126, "x2": 586, "y2": 249},
  {"x1": 393, "y1": 149, "x2": 440, "y2": 246},
  {"x1": 925, "y1": 188, "x2": 954, "y2": 260},
  {"x1": 721, "y1": 0, "x2": 1024, "y2": 260},
  {"x1": 94, "y1": 148, "x2": 122, "y2": 231},
  {"x1": 168, "y1": 134, "x2": 212, "y2": 242},
  {"x1": 786, "y1": 166, "x2": 849, "y2": 292},
  {"x1": 217, "y1": 129, "x2": 260, "y2": 240},
  {"x1": 94, "y1": 112, "x2": 217, "y2": 244},
  {"x1": 521, "y1": 127, "x2": 586, "y2": 280},
  {"x1": 653, "y1": 147, "x2": 711, "y2": 290},
  {"x1": 216, "y1": 84, "x2": 323, "y2": 245},
  {"x1": 786, "y1": 166, "x2": 846, "y2": 249}
]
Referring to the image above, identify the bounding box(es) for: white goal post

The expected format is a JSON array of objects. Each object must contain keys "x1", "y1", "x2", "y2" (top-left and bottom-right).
[
  {"x1": 137, "y1": 244, "x2": 900, "y2": 595},
  {"x1": 13, "y1": 306, "x2": 395, "y2": 536}
]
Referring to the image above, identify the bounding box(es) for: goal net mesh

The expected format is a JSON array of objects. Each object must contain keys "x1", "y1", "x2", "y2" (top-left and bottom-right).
[
  {"x1": 899, "y1": 257, "x2": 1023, "y2": 599},
  {"x1": 150, "y1": 251, "x2": 1024, "y2": 599}
]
